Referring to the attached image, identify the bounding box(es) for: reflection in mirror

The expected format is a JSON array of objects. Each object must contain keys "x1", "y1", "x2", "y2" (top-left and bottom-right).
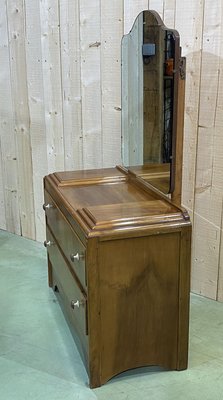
[{"x1": 121, "y1": 10, "x2": 180, "y2": 194}]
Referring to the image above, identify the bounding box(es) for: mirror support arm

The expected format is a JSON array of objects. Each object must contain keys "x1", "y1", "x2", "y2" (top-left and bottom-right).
[{"x1": 171, "y1": 56, "x2": 186, "y2": 206}]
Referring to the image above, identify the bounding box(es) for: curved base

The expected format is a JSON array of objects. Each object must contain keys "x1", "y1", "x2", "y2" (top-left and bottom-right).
[
  {"x1": 89, "y1": 360, "x2": 188, "y2": 388},
  {"x1": 88, "y1": 231, "x2": 190, "y2": 389}
]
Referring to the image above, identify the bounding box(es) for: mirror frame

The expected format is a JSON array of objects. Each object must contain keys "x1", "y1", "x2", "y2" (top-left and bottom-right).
[{"x1": 121, "y1": 10, "x2": 186, "y2": 200}]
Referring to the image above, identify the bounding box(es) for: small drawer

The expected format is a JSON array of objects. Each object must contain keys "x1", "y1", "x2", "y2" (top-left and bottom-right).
[
  {"x1": 46, "y1": 227, "x2": 88, "y2": 341},
  {"x1": 44, "y1": 191, "x2": 87, "y2": 290}
]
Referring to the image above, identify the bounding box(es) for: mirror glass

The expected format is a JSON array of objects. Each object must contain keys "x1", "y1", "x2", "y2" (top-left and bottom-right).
[{"x1": 121, "y1": 10, "x2": 180, "y2": 193}]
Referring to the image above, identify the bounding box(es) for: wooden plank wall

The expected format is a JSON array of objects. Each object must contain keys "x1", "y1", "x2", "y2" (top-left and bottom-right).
[{"x1": 0, "y1": 0, "x2": 223, "y2": 301}]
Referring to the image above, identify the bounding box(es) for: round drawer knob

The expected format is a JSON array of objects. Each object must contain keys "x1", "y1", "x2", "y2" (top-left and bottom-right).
[
  {"x1": 43, "y1": 203, "x2": 53, "y2": 211},
  {"x1": 70, "y1": 252, "x2": 84, "y2": 262},
  {"x1": 71, "y1": 300, "x2": 83, "y2": 309},
  {"x1": 44, "y1": 240, "x2": 54, "y2": 247}
]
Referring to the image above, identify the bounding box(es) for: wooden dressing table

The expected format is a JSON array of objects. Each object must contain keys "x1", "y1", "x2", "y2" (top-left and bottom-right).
[{"x1": 43, "y1": 10, "x2": 191, "y2": 388}]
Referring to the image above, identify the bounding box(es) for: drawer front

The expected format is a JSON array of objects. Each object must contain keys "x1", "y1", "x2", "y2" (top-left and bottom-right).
[
  {"x1": 47, "y1": 227, "x2": 88, "y2": 339},
  {"x1": 44, "y1": 191, "x2": 87, "y2": 290}
]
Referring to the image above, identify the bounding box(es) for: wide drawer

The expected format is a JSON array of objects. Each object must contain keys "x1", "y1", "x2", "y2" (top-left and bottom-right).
[
  {"x1": 44, "y1": 190, "x2": 87, "y2": 290},
  {"x1": 47, "y1": 227, "x2": 88, "y2": 339}
]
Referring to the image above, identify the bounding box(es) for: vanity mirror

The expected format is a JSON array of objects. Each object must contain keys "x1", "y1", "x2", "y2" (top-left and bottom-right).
[{"x1": 122, "y1": 10, "x2": 185, "y2": 197}]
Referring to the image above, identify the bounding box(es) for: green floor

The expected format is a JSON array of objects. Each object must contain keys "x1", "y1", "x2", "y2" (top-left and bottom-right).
[{"x1": 0, "y1": 230, "x2": 223, "y2": 400}]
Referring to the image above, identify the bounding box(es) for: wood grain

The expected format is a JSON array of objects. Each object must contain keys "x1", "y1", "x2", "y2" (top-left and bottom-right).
[
  {"x1": 171, "y1": 60, "x2": 185, "y2": 205},
  {"x1": 25, "y1": 0, "x2": 48, "y2": 241},
  {"x1": 6, "y1": 0, "x2": 35, "y2": 239},
  {"x1": 216, "y1": 3, "x2": 223, "y2": 301},
  {"x1": 0, "y1": 0, "x2": 19, "y2": 233},
  {"x1": 79, "y1": 0, "x2": 102, "y2": 169},
  {"x1": 40, "y1": 0, "x2": 65, "y2": 173},
  {"x1": 175, "y1": 0, "x2": 204, "y2": 215},
  {"x1": 124, "y1": 0, "x2": 149, "y2": 34},
  {"x1": 59, "y1": 0, "x2": 83, "y2": 171},
  {"x1": 149, "y1": 0, "x2": 164, "y2": 19},
  {"x1": 44, "y1": 166, "x2": 191, "y2": 387},
  {"x1": 192, "y1": 0, "x2": 222, "y2": 299},
  {"x1": 163, "y1": 0, "x2": 176, "y2": 27},
  {"x1": 98, "y1": 233, "x2": 181, "y2": 383},
  {"x1": 177, "y1": 226, "x2": 191, "y2": 369},
  {"x1": 101, "y1": 1, "x2": 123, "y2": 167},
  {"x1": 44, "y1": 190, "x2": 87, "y2": 290},
  {"x1": 0, "y1": 1, "x2": 223, "y2": 301}
]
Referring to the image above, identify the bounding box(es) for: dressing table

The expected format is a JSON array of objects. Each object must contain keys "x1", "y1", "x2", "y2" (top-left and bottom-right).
[{"x1": 43, "y1": 10, "x2": 191, "y2": 388}]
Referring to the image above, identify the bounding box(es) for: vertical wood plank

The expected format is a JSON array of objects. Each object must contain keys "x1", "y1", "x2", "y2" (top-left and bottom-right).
[
  {"x1": 121, "y1": 34, "x2": 129, "y2": 165},
  {"x1": 0, "y1": 0, "x2": 20, "y2": 233},
  {"x1": 148, "y1": 0, "x2": 164, "y2": 19},
  {"x1": 175, "y1": 0, "x2": 204, "y2": 216},
  {"x1": 198, "y1": 7, "x2": 221, "y2": 128},
  {"x1": 100, "y1": 0, "x2": 123, "y2": 167},
  {"x1": 217, "y1": 193, "x2": 223, "y2": 301},
  {"x1": 192, "y1": 0, "x2": 222, "y2": 299},
  {"x1": 163, "y1": 0, "x2": 176, "y2": 27},
  {"x1": 40, "y1": 0, "x2": 65, "y2": 173},
  {"x1": 79, "y1": 1, "x2": 102, "y2": 169},
  {"x1": 25, "y1": 0, "x2": 48, "y2": 242},
  {"x1": 216, "y1": 45, "x2": 223, "y2": 302},
  {"x1": 211, "y1": 3, "x2": 223, "y2": 302},
  {"x1": 0, "y1": 0, "x2": 6, "y2": 229},
  {"x1": 175, "y1": 0, "x2": 204, "y2": 298},
  {"x1": 124, "y1": 0, "x2": 148, "y2": 34},
  {"x1": 6, "y1": 0, "x2": 35, "y2": 238},
  {"x1": 59, "y1": 0, "x2": 83, "y2": 171},
  {"x1": 192, "y1": 127, "x2": 222, "y2": 299},
  {"x1": 0, "y1": 141, "x2": 6, "y2": 230}
]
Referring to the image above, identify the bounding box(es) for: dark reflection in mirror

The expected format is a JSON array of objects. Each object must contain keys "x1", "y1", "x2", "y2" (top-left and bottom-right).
[
  {"x1": 121, "y1": 10, "x2": 180, "y2": 193},
  {"x1": 163, "y1": 32, "x2": 175, "y2": 163}
]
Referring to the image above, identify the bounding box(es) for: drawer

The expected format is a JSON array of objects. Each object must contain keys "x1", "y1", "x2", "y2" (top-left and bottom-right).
[
  {"x1": 46, "y1": 227, "x2": 88, "y2": 340},
  {"x1": 44, "y1": 191, "x2": 87, "y2": 290}
]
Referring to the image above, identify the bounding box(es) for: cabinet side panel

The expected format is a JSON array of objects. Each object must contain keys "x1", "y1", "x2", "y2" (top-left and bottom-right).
[
  {"x1": 87, "y1": 238, "x2": 102, "y2": 388},
  {"x1": 177, "y1": 226, "x2": 191, "y2": 369},
  {"x1": 98, "y1": 232, "x2": 181, "y2": 383}
]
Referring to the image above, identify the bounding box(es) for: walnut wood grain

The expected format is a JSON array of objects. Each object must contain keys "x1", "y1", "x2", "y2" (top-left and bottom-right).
[
  {"x1": 43, "y1": 165, "x2": 191, "y2": 388},
  {"x1": 128, "y1": 163, "x2": 170, "y2": 193},
  {"x1": 171, "y1": 58, "x2": 186, "y2": 205},
  {"x1": 42, "y1": 9, "x2": 189, "y2": 386},
  {"x1": 45, "y1": 191, "x2": 87, "y2": 290},
  {"x1": 98, "y1": 232, "x2": 180, "y2": 383}
]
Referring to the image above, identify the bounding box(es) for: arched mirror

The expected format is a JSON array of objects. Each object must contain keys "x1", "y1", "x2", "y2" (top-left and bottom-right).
[{"x1": 121, "y1": 10, "x2": 183, "y2": 194}]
